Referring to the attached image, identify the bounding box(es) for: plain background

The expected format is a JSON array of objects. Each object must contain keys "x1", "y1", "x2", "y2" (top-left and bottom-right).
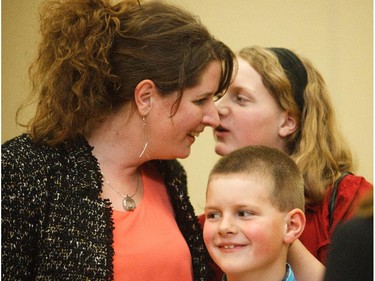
[{"x1": 2, "y1": 0, "x2": 373, "y2": 214}]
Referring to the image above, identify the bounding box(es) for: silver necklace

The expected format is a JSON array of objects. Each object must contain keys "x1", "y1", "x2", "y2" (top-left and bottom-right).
[{"x1": 103, "y1": 170, "x2": 140, "y2": 211}]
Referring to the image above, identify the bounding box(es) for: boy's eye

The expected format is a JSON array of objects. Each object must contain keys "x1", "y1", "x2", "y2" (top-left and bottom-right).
[
  {"x1": 206, "y1": 212, "x2": 221, "y2": 220},
  {"x1": 238, "y1": 210, "x2": 253, "y2": 217}
]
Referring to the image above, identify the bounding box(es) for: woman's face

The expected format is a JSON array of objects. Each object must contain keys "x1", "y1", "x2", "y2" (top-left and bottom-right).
[
  {"x1": 214, "y1": 57, "x2": 290, "y2": 156},
  {"x1": 148, "y1": 61, "x2": 221, "y2": 159}
]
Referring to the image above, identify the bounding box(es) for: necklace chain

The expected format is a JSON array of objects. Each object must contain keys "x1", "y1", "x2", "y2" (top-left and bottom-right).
[{"x1": 102, "y1": 170, "x2": 140, "y2": 211}]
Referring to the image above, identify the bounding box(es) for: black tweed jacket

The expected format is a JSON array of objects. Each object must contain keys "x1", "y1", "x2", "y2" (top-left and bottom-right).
[{"x1": 2, "y1": 134, "x2": 212, "y2": 280}]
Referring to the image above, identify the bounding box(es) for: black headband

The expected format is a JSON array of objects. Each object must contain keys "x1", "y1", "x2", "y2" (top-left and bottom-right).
[{"x1": 268, "y1": 48, "x2": 307, "y2": 111}]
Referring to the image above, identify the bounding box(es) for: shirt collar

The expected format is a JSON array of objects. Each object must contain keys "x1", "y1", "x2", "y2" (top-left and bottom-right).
[{"x1": 221, "y1": 264, "x2": 296, "y2": 281}]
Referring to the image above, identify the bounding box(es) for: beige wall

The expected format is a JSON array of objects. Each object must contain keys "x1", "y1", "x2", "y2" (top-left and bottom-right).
[{"x1": 2, "y1": 0, "x2": 373, "y2": 214}]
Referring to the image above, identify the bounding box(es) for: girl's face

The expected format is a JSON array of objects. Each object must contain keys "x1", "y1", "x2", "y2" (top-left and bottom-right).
[
  {"x1": 148, "y1": 61, "x2": 221, "y2": 159},
  {"x1": 203, "y1": 174, "x2": 288, "y2": 278},
  {"x1": 214, "y1": 57, "x2": 290, "y2": 156}
]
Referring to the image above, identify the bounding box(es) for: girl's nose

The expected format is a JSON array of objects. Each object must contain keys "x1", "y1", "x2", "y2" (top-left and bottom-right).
[
  {"x1": 202, "y1": 101, "x2": 220, "y2": 128},
  {"x1": 215, "y1": 96, "x2": 230, "y2": 117}
]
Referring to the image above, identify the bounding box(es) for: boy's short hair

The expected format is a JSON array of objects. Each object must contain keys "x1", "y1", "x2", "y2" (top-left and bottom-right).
[{"x1": 208, "y1": 145, "x2": 305, "y2": 212}]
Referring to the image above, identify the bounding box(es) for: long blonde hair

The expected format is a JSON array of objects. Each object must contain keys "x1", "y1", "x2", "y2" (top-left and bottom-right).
[{"x1": 239, "y1": 46, "x2": 354, "y2": 204}]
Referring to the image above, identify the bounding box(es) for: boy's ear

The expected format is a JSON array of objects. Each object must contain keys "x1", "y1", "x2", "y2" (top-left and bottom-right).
[
  {"x1": 134, "y1": 79, "x2": 156, "y2": 116},
  {"x1": 279, "y1": 112, "x2": 298, "y2": 137},
  {"x1": 284, "y1": 209, "x2": 306, "y2": 244}
]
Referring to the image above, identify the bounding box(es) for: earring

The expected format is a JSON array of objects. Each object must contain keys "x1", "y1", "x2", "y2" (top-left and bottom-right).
[{"x1": 139, "y1": 116, "x2": 149, "y2": 158}]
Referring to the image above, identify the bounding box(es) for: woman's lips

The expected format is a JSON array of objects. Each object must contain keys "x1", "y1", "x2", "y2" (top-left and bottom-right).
[{"x1": 187, "y1": 131, "x2": 201, "y2": 144}]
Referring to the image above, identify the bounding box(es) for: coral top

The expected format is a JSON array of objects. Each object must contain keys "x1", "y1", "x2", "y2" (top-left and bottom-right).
[{"x1": 112, "y1": 164, "x2": 193, "y2": 281}]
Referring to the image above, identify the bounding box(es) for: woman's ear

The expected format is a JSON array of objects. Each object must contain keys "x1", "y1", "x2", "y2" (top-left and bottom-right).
[
  {"x1": 284, "y1": 209, "x2": 306, "y2": 244},
  {"x1": 279, "y1": 112, "x2": 298, "y2": 137},
  {"x1": 134, "y1": 79, "x2": 156, "y2": 116}
]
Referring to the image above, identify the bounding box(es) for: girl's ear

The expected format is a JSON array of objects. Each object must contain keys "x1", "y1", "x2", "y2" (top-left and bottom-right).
[
  {"x1": 279, "y1": 112, "x2": 298, "y2": 137},
  {"x1": 134, "y1": 79, "x2": 156, "y2": 116},
  {"x1": 284, "y1": 209, "x2": 306, "y2": 244}
]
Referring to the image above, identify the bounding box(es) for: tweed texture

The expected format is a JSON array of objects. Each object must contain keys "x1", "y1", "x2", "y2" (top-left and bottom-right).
[{"x1": 2, "y1": 134, "x2": 212, "y2": 280}]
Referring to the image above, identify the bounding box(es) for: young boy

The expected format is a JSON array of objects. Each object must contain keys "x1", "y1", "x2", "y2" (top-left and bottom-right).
[{"x1": 203, "y1": 145, "x2": 306, "y2": 281}]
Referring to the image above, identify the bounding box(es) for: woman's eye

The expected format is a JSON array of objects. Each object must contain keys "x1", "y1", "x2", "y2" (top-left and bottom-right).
[{"x1": 194, "y1": 98, "x2": 208, "y2": 106}]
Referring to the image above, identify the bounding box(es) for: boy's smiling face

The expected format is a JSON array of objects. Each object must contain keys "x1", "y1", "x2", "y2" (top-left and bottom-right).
[{"x1": 203, "y1": 173, "x2": 289, "y2": 278}]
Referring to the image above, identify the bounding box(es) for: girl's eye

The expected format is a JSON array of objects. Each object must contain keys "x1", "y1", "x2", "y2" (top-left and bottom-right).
[
  {"x1": 234, "y1": 95, "x2": 247, "y2": 104},
  {"x1": 233, "y1": 93, "x2": 252, "y2": 105},
  {"x1": 235, "y1": 96, "x2": 243, "y2": 102}
]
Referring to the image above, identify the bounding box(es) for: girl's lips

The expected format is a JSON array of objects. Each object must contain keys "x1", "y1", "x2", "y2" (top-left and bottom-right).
[
  {"x1": 214, "y1": 126, "x2": 229, "y2": 138},
  {"x1": 215, "y1": 125, "x2": 228, "y2": 132}
]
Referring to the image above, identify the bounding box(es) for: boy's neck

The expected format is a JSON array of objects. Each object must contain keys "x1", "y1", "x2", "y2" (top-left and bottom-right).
[{"x1": 224, "y1": 262, "x2": 291, "y2": 281}]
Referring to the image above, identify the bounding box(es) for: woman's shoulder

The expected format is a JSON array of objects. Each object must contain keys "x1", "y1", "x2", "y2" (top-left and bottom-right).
[
  {"x1": 2, "y1": 134, "x2": 51, "y2": 168},
  {"x1": 2, "y1": 134, "x2": 53, "y2": 159},
  {"x1": 3, "y1": 133, "x2": 34, "y2": 151},
  {"x1": 2, "y1": 134, "x2": 99, "y2": 207},
  {"x1": 2, "y1": 133, "x2": 94, "y2": 165},
  {"x1": 2, "y1": 134, "x2": 71, "y2": 176},
  {"x1": 2, "y1": 134, "x2": 54, "y2": 213}
]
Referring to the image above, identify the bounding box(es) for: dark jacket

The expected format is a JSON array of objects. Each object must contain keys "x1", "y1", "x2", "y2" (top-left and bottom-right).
[
  {"x1": 2, "y1": 134, "x2": 212, "y2": 280},
  {"x1": 324, "y1": 216, "x2": 373, "y2": 281}
]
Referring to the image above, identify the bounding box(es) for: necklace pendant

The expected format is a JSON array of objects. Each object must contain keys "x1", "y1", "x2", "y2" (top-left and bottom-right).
[{"x1": 123, "y1": 196, "x2": 136, "y2": 211}]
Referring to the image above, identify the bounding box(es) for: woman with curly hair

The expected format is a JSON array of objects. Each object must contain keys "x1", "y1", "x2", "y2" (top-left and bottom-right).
[
  {"x1": 206, "y1": 45, "x2": 372, "y2": 279},
  {"x1": 1, "y1": 0, "x2": 235, "y2": 280}
]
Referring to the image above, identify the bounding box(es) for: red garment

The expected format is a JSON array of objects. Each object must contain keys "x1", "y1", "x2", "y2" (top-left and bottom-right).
[{"x1": 299, "y1": 174, "x2": 372, "y2": 264}]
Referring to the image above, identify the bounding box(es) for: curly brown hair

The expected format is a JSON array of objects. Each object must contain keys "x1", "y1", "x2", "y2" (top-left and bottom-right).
[{"x1": 20, "y1": 0, "x2": 235, "y2": 145}]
